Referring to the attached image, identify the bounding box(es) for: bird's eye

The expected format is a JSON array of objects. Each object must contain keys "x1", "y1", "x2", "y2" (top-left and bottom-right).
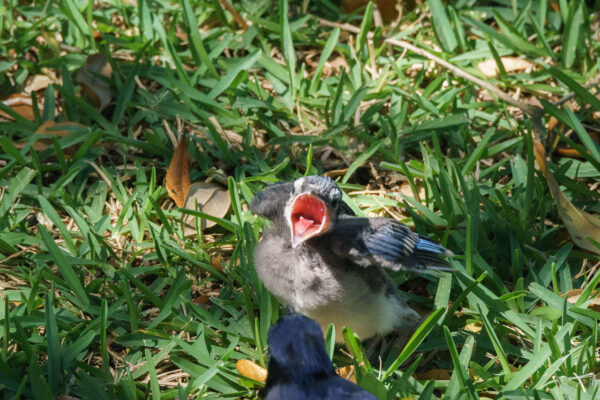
[{"x1": 331, "y1": 197, "x2": 340, "y2": 209}]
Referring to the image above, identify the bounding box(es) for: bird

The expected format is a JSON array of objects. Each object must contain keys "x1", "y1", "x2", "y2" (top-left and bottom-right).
[
  {"x1": 265, "y1": 313, "x2": 377, "y2": 400},
  {"x1": 251, "y1": 175, "x2": 452, "y2": 343}
]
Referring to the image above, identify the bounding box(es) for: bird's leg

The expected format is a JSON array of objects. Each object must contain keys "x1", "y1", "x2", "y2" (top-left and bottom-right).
[
  {"x1": 377, "y1": 335, "x2": 395, "y2": 358},
  {"x1": 390, "y1": 327, "x2": 420, "y2": 367},
  {"x1": 394, "y1": 327, "x2": 412, "y2": 350},
  {"x1": 365, "y1": 334, "x2": 384, "y2": 357}
]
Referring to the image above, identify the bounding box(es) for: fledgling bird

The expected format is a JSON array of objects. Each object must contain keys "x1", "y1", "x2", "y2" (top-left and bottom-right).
[
  {"x1": 251, "y1": 176, "x2": 452, "y2": 342},
  {"x1": 265, "y1": 314, "x2": 376, "y2": 400}
]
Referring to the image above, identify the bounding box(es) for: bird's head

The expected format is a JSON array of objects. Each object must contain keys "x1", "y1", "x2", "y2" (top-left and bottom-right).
[
  {"x1": 267, "y1": 314, "x2": 333, "y2": 378},
  {"x1": 285, "y1": 176, "x2": 343, "y2": 248}
]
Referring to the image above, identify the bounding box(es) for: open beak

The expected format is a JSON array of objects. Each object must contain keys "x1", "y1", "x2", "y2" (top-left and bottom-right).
[{"x1": 288, "y1": 193, "x2": 332, "y2": 248}]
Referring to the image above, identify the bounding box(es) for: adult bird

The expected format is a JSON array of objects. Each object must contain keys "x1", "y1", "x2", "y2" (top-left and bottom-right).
[
  {"x1": 251, "y1": 176, "x2": 452, "y2": 342},
  {"x1": 265, "y1": 314, "x2": 376, "y2": 400}
]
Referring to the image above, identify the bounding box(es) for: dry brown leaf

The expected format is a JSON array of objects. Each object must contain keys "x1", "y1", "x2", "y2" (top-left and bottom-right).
[
  {"x1": 399, "y1": 182, "x2": 426, "y2": 200},
  {"x1": 546, "y1": 116, "x2": 559, "y2": 131},
  {"x1": 193, "y1": 294, "x2": 211, "y2": 305},
  {"x1": 182, "y1": 182, "x2": 231, "y2": 234},
  {"x1": 554, "y1": 147, "x2": 586, "y2": 159},
  {"x1": 0, "y1": 94, "x2": 38, "y2": 121},
  {"x1": 415, "y1": 368, "x2": 452, "y2": 380},
  {"x1": 336, "y1": 365, "x2": 357, "y2": 383},
  {"x1": 563, "y1": 289, "x2": 600, "y2": 312},
  {"x1": 236, "y1": 359, "x2": 268, "y2": 383},
  {"x1": 76, "y1": 54, "x2": 113, "y2": 110},
  {"x1": 324, "y1": 168, "x2": 348, "y2": 178},
  {"x1": 14, "y1": 121, "x2": 88, "y2": 155},
  {"x1": 323, "y1": 57, "x2": 350, "y2": 77},
  {"x1": 534, "y1": 141, "x2": 600, "y2": 254},
  {"x1": 36, "y1": 120, "x2": 87, "y2": 136},
  {"x1": 25, "y1": 74, "x2": 53, "y2": 93},
  {"x1": 415, "y1": 368, "x2": 477, "y2": 381},
  {"x1": 464, "y1": 322, "x2": 482, "y2": 333},
  {"x1": 165, "y1": 138, "x2": 191, "y2": 208},
  {"x1": 477, "y1": 57, "x2": 534, "y2": 78},
  {"x1": 210, "y1": 254, "x2": 223, "y2": 271},
  {"x1": 341, "y1": 0, "x2": 401, "y2": 21}
]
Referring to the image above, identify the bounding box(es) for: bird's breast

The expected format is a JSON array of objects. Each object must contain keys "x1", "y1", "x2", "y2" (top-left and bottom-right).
[{"x1": 254, "y1": 235, "x2": 342, "y2": 311}]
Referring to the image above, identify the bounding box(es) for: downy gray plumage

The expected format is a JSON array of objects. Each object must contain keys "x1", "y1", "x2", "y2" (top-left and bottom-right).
[{"x1": 251, "y1": 176, "x2": 452, "y2": 342}]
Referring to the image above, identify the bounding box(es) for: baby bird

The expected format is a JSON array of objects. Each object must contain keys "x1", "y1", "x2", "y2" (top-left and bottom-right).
[
  {"x1": 265, "y1": 314, "x2": 376, "y2": 400},
  {"x1": 251, "y1": 176, "x2": 452, "y2": 342}
]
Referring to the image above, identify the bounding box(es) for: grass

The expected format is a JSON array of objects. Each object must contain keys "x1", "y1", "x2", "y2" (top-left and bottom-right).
[{"x1": 1, "y1": 0, "x2": 600, "y2": 398}]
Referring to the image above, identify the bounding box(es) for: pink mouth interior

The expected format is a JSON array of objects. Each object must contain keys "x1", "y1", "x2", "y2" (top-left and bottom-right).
[{"x1": 291, "y1": 194, "x2": 326, "y2": 240}]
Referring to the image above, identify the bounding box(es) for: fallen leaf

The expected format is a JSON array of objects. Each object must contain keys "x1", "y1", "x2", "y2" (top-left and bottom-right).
[
  {"x1": 218, "y1": 0, "x2": 249, "y2": 30},
  {"x1": 399, "y1": 182, "x2": 426, "y2": 201},
  {"x1": 25, "y1": 74, "x2": 53, "y2": 93},
  {"x1": 76, "y1": 54, "x2": 113, "y2": 110},
  {"x1": 554, "y1": 147, "x2": 585, "y2": 159},
  {"x1": 236, "y1": 359, "x2": 267, "y2": 383},
  {"x1": 341, "y1": 0, "x2": 401, "y2": 22},
  {"x1": 165, "y1": 138, "x2": 191, "y2": 208},
  {"x1": 563, "y1": 289, "x2": 600, "y2": 312},
  {"x1": 0, "y1": 94, "x2": 38, "y2": 121},
  {"x1": 210, "y1": 254, "x2": 223, "y2": 271},
  {"x1": 415, "y1": 368, "x2": 478, "y2": 381},
  {"x1": 13, "y1": 121, "x2": 88, "y2": 155},
  {"x1": 336, "y1": 365, "x2": 357, "y2": 383},
  {"x1": 546, "y1": 116, "x2": 559, "y2": 131},
  {"x1": 464, "y1": 322, "x2": 482, "y2": 333},
  {"x1": 192, "y1": 294, "x2": 211, "y2": 305},
  {"x1": 415, "y1": 368, "x2": 452, "y2": 380},
  {"x1": 323, "y1": 56, "x2": 350, "y2": 77},
  {"x1": 324, "y1": 168, "x2": 348, "y2": 178},
  {"x1": 182, "y1": 182, "x2": 231, "y2": 234},
  {"x1": 36, "y1": 120, "x2": 87, "y2": 136},
  {"x1": 534, "y1": 141, "x2": 600, "y2": 254},
  {"x1": 478, "y1": 57, "x2": 534, "y2": 78}
]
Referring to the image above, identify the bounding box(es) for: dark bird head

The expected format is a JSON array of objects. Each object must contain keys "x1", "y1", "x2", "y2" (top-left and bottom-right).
[
  {"x1": 284, "y1": 176, "x2": 343, "y2": 248},
  {"x1": 267, "y1": 314, "x2": 334, "y2": 381}
]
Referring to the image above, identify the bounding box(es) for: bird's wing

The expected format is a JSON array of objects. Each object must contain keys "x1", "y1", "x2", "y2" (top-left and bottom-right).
[
  {"x1": 326, "y1": 217, "x2": 452, "y2": 271},
  {"x1": 250, "y1": 182, "x2": 294, "y2": 220}
]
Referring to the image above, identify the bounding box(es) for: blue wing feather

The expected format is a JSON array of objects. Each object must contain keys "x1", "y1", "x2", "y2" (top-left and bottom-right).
[{"x1": 330, "y1": 218, "x2": 452, "y2": 270}]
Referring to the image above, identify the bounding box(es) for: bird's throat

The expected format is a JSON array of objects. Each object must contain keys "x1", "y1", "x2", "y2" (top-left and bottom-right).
[{"x1": 294, "y1": 216, "x2": 317, "y2": 236}]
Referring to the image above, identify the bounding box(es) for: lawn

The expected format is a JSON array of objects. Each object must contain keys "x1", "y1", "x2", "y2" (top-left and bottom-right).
[{"x1": 1, "y1": 0, "x2": 600, "y2": 399}]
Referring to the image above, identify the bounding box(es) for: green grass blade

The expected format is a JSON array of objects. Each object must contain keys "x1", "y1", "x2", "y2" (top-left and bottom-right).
[
  {"x1": 427, "y1": 0, "x2": 458, "y2": 52},
  {"x1": 45, "y1": 286, "x2": 61, "y2": 395},
  {"x1": 279, "y1": 0, "x2": 297, "y2": 99},
  {"x1": 180, "y1": 0, "x2": 218, "y2": 78},
  {"x1": 382, "y1": 308, "x2": 445, "y2": 381},
  {"x1": 547, "y1": 67, "x2": 600, "y2": 111},
  {"x1": 309, "y1": 27, "x2": 340, "y2": 95},
  {"x1": 38, "y1": 225, "x2": 90, "y2": 307}
]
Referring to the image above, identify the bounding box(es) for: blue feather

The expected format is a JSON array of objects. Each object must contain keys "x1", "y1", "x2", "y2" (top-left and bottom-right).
[
  {"x1": 265, "y1": 315, "x2": 376, "y2": 400},
  {"x1": 415, "y1": 238, "x2": 447, "y2": 254}
]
